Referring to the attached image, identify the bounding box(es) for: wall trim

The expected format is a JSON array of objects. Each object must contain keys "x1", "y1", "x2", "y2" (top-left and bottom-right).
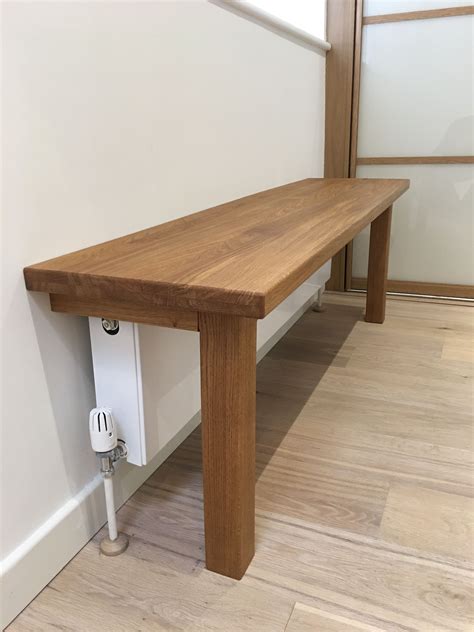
[
  {"x1": 351, "y1": 277, "x2": 474, "y2": 300},
  {"x1": 363, "y1": 5, "x2": 474, "y2": 25},
  {"x1": 324, "y1": 0, "x2": 359, "y2": 291},
  {"x1": 209, "y1": 0, "x2": 331, "y2": 52},
  {"x1": 0, "y1": 411, "x2": 202, "y2": 629},
  {"x1": 358, "y1": 156, "x2": 474, "y2": 165}
]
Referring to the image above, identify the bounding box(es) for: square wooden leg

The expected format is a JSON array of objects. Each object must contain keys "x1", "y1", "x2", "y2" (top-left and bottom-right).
[
  {"x1": 366, "y1": 205, "x2": 392, "y2": 324},
  {"x1": 199, "y1": 312, "x2": 256, "y2": 579}
]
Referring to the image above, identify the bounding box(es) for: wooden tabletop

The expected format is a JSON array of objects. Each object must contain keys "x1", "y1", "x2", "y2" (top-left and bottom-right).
[{"x1": 24, "y1": 178, "x2": 409, "y2": 318}]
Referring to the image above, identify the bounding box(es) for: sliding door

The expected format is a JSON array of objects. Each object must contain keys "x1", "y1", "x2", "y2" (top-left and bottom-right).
[{"x1": 350, "y1": 1, "x2": 473, "y2": 298}]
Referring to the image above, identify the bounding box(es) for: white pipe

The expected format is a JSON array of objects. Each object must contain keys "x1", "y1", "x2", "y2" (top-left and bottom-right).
[
  {"x1": 316, "y1": 287, "x2": 324, "y2": 309},
  {"x1": 103, "y1": 476, "x2": 118, "y2": 541}
]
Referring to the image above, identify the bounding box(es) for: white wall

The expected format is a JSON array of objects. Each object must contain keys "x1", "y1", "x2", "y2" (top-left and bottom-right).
[{"x1": 1, "y1": 0, "x2": 326, "y2": 625}]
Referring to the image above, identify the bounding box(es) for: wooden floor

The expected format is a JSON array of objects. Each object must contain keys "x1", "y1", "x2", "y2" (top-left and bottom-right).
[{"x1": 8, "y1": 293, "x2": 474, "y2": 631}]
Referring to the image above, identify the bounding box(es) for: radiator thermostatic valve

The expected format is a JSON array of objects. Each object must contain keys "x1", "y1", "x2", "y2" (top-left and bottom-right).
[
  {"x1": 89, "y1": 407, "x2": 117, "y2": 453},
  {"x1": 89, "y1": 407, "x2": 129, "y2": 556}
]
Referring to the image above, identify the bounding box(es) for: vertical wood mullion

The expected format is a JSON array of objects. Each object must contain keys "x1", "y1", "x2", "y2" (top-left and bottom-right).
[
  {"x1": 346, "y1": 0, "x2": 365, "y2": 290},
  {"x1": 325, "y1": 0, "x2": 358, "y2": 291}
]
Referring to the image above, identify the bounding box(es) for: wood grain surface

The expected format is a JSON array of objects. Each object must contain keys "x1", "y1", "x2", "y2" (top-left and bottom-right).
[
  {"x1": 345, "y1": 0, "x2": 364, "y2": 291},
  {"x1": 7, "y1": 294, "x2": 474, "y2": 631},
  {"x1": 324, "y1": 2, "x2": 356, "y2": 180},
  {"x1": 358, "y1": 156, "x2": 474, "y2": 165},
  {"x1": 365, "y1": 206, "x2": 392, "y2": 323},
  {"x1": 24, "y1": 178, "x2": 408, "y2": 318},
  {"x1": 363, "y1": 5, "x2": 474, "y2": 25},
  {"x1": 380, "y1": 484, "x2": 474, "y2": 561},
  {"x1": 286, "y1": 603, "x2": 384, "y2": 631},
  {"x1": 199, "y1": 313, "x2": 257, "y2": 578},
  {"x1": 349, "y1": 0, "x2": 364, "y2": 181},
  {"x1": 50, "y1": 294, "x2": 199, "y2": 330},
  {"x1": 324, "y1": 0, "x2": 357, "y2": 291}
]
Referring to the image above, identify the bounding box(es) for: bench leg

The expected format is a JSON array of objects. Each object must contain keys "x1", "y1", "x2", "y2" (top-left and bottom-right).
[
  {"x1": 366, "y1": 205, "x2": 392, "y2": 324},
  {"x1": 199, "y1": 312, "x2": 256, "y2": 579}
]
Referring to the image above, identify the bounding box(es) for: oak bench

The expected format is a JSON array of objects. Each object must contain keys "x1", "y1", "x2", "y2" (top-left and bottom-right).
[{"x1": 24, "y1": 177, "x2": 409, "y2": 579}]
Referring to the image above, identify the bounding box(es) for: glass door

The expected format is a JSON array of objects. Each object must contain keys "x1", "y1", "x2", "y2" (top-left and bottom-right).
[{"x1": 350, "y1": 0, "x2": 474, "y2": 298}]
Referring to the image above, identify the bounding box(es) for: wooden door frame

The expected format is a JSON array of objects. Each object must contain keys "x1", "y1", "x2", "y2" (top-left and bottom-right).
[
  {"x1": 326, "y1": 0, "x2": 474, "y2": 297},
  {"x1": 325, "y1": 0, "x2": 363, "y2": 291}
]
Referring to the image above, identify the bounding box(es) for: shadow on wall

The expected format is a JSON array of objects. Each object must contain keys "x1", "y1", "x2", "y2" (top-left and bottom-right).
[
  {"x1": 135, "y1": 300, "x2": 363, "y2": 495},
  {"x1": 27, "y1": 292, "x2": 98, "y2": 501}
]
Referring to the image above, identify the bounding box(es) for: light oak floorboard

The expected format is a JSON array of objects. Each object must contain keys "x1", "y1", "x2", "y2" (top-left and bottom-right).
[
  {"x1": 8, "y1": 294, "x2": 474, "y2": 631},
  {"x1": 285, "y1": 602, "x2": 386, "y2": 632},
  {"x1": 381, "y1": 484, "x2": 474, "y2": 562},
  {"x1": 442, "y1": 334, "x2": 474, "y2": 364},
  {"x1": 246, "y1": 513, "x2": 473, "y2": 632}
]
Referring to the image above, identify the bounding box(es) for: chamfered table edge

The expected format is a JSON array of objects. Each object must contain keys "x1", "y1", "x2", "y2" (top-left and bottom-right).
[{"x1": 23, "y1": 179, "x2": 409, "y2": 319}]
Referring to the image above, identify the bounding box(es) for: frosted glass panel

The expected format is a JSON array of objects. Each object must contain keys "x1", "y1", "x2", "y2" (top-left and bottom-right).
[
  {"x1": 352, "y1": 165, "x2": 474, "y2": 285},
  {"x1": 364, "y1": 0, "x2": 473, "y2": 16},
  {"x1": 358, "y1": 16, "x2": 474, "y2": 157}
]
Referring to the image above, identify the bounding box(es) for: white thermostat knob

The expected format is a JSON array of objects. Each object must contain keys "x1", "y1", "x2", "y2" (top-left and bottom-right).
[{"x1": 89, "y1": 407, "x2": 117, "y2": 453}]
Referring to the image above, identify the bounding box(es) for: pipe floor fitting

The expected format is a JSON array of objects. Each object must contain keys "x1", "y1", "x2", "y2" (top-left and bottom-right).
[{"x1": 100, "y1": 533, "x2": 129, "y2": 556}]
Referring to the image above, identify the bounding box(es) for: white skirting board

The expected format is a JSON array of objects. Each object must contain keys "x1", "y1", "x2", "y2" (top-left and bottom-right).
[
  {"x1": 0, "y1": 412, "x2": 202, "y2": 629},
  {"x1": 1, "y1": 268, "x2": 328, "y2": 628}
]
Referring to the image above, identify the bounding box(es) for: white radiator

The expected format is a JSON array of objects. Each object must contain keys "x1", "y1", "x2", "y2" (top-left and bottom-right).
[{"x1": 89, "y1": 262, "x2": 330, "y2": 466}]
